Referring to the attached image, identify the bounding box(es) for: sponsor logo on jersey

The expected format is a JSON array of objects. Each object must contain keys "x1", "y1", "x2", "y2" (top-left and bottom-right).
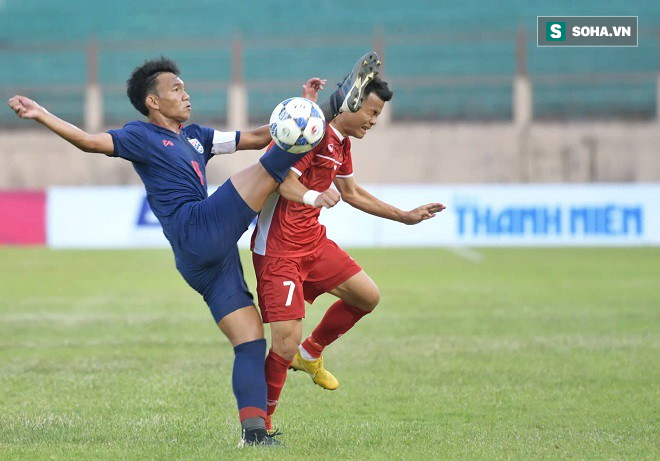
[
  {"x1": 188, "y1": 138, "x2": 204, "y2": 154},
  {"x1": 162, "y1": 139, "x2": 174, "y2": 147}
]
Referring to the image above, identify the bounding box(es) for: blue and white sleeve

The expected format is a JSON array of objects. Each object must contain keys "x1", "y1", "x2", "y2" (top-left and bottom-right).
[{"x1": 211, "y1": 130, "x2": 240, "y2": 155}]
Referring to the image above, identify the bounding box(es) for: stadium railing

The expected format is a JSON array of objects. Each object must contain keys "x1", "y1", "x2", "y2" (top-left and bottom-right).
[{"x1": 1, "y1": 29, "x2": 658, "y2": 131}]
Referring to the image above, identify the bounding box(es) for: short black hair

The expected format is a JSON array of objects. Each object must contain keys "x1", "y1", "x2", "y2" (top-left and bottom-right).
[
  {"x1": 126, "y1": 57, "x2": 180, "y2": 116},
  {"x1": 364, "y1": 76, "x2": 393, "y2": 102}
]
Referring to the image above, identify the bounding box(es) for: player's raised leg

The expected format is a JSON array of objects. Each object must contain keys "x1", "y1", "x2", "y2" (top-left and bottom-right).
[
  {"x1": 231, "y1": 125, "x2": 316, "y2": 212},
  {"x1": 318, "y1": 51, "x2": 381, "y2": 120},
  {"x1": 230, "y1": 52, "x2": 381, "y2": 213}
]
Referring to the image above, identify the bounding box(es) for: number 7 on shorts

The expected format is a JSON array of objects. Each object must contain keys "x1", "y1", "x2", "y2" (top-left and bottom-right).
[{"x1": 282, "y1": 281, "x2": 295, "y2": 307}]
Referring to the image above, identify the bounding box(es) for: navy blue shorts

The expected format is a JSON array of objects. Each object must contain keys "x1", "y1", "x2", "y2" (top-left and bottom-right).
[{"x1": 171, "y1": 179, "x2": 258, "y2": 323}]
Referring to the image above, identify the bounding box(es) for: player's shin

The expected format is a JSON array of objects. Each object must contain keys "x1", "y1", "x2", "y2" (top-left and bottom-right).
[
  {"x1": 302, "y1": 300, "x2": 371, "y2": 357},
  {"x1": 232, "y1": 339, "x2": 268, "y2": 431},
  {"x1": 259, "y1": 143, "x2": 307, "y2": 183},
  {"x1": 265, "y1": 349, "x2": 292, "y2": 431}
]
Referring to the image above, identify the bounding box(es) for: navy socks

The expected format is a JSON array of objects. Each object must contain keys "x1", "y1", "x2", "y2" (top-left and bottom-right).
[
  {"x1": 233, "y1": 338, "x2": 267, "y2": 424},
  {"x1": 259, "y1": 143, "x2": 305, "y2": 183}
]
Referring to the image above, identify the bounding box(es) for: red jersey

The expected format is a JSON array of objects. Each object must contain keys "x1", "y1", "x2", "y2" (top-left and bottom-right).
[{"x1": 251, "y1": 124, "x2": 353, "y2": 257}]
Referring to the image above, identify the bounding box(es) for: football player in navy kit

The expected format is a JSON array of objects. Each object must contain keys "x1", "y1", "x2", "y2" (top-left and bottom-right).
[{"x1": 8, "y1": 53, "x2": 380, "y2": 446}]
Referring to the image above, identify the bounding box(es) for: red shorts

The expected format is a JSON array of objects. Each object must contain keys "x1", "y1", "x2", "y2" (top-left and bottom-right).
[{"x1": 252, "y1": 239, "x2": 362, "y2": 323}]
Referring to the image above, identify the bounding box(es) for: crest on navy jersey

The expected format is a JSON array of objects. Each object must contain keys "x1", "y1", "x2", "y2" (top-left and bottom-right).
[{"x1": 188, "y1": 138, "x2": 204, "y2": 154}]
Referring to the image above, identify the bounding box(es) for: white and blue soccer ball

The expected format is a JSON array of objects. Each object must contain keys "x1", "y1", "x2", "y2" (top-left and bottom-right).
[{"x1": 269, "y1": 97, "x2": 325, "y2": 154}]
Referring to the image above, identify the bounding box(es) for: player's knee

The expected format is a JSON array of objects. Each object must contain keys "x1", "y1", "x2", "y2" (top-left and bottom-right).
[
  {"x1": 272, "y1": 341, "x2": 299, "y2": 361},
  {"x1": 367, "y1": 288, "x2": 380, "y2": 310},
  {"x1": 271, "y1": 331, "x2": 302, "y2": 361},
  {"x1": 238, "y1": 318, "x2": 265, "y2": 342},
  {"x1": 217, "y1": 306, "x2": 264, "y2": 346},
  {"x1": 356, "y1": 286, "x2": 380, "y2": 312}
]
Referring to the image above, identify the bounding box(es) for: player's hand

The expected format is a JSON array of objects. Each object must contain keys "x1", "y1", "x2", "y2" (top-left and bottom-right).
[
  {"x1": 302, "y1": 78, "x2": 326, "y2": 103},
  {"x1": 314, "y1": 188, "x2": 341, "y2": 209},
  {"x1": 402, "y1": 202, "x2": 446, "y2": 225},
  {"x1": 8, "y1": 95, "x2": 46, "y2": 120}
]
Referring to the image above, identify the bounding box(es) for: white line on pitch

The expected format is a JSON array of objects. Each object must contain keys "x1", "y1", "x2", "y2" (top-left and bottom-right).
[{"x1": 446, "y1": 246, "x2": 484, "y2": 263}]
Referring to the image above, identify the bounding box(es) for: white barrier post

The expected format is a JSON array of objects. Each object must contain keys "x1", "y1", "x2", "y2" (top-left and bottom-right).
[
  {"x1": 228, "y1": 34, "x2": 248, "y2": 129},
  {"x1": 84, "y1": 39, "x2": 103, "y2": 132},
  {"x1": 373, "y1": 27, "x2": 391, "y2": 125},
  {"x1": 656, "y1": 72, "x2": 660, "y2": 123},
  {"x1": 514, "y1": 27, "x2": 532, "y2": 182}
]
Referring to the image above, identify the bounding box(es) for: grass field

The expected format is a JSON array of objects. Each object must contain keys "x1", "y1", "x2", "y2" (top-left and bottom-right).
[{"x1": 0, "y1": 247, "x2": 658, "y2": 460}]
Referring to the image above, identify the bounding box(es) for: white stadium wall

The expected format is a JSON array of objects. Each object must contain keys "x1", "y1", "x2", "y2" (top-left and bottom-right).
[
  {"x1": 47, "y1": 184, "x2": 660, "y2": 248},
  {"x1": 2, "y1": 121, "x2": 660, "y2": 188}
]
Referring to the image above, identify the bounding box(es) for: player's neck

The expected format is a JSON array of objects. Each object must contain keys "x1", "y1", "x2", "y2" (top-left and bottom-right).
[
  {"x1": 148, "y1": 113, "x2": 182, "y2": 134},
  {"x1": 330, "y1": 119, "x2": 348, "y2": 138}
]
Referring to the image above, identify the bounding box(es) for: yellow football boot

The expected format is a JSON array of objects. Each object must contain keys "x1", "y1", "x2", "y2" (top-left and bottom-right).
[
  {"x1": 290, "y1": 351, "x2": 339, "y2": 390},
  {"x1": 265, "y1": 415, "x2": 282, "y2": 437}
]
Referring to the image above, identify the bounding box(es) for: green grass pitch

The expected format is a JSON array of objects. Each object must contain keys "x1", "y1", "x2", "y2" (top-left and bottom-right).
[{"x1": 0, "y1": 247, "x2": 658, "y2": 460}]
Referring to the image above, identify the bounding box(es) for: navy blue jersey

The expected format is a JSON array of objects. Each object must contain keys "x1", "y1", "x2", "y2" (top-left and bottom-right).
[{"x1": 108, "y1": 120, "x2": 239, "y2": 239}]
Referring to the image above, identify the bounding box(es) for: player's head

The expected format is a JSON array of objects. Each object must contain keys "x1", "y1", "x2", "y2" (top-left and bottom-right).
[
  {"x1": 127, "y1": 57, "x2": 191, "y2": 122},
  {"x1": 334, "y1": 76, "x2": 393, "y2": 139},
  {"x1": 364, "y1": 76, "x2": 393, "y2": 105}
]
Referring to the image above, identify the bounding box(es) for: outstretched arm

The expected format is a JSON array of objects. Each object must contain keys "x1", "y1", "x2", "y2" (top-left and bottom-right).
[
  {"x1": 278, "y1": 170, "x2": 340, "y2": 208},
  {"x1": 334, "y1": 176, "x2": 445, "y2": 224},
  {"x1": 7, "y1": 95, "x2": 114, "y2": 155},
  {"x1": 236, "y1": 78, "x2": 327, "y2": 151},
  {"x1": 236, "y1": 125, "x2": 271, "y2": 151}
]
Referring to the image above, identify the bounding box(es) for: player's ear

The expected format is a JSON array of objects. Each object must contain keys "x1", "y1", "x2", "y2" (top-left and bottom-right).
[{"x1": 146, "y1": 94, "x2": 159, "y2": 112}]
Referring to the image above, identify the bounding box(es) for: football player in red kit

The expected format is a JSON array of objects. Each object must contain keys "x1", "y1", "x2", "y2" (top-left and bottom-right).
[{"x1": 250, "y1": 76, "x2": 446, "y2": 432}]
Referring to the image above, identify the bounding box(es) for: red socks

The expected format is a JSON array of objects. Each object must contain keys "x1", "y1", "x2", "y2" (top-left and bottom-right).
[
  {"x1": 301, "y1": 300, "x2": 370, "y2": 358},
  {"x1": 264, "y1": 349, "x2": 292, "y2": 426},
  {"x1": 265, "y1": 301, "x2": 371, "y2": 427}
]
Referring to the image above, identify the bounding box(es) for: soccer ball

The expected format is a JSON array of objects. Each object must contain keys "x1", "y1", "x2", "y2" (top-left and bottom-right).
[{"x1": 269, "y1": 97, "x2": 325, "y2": 154}]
